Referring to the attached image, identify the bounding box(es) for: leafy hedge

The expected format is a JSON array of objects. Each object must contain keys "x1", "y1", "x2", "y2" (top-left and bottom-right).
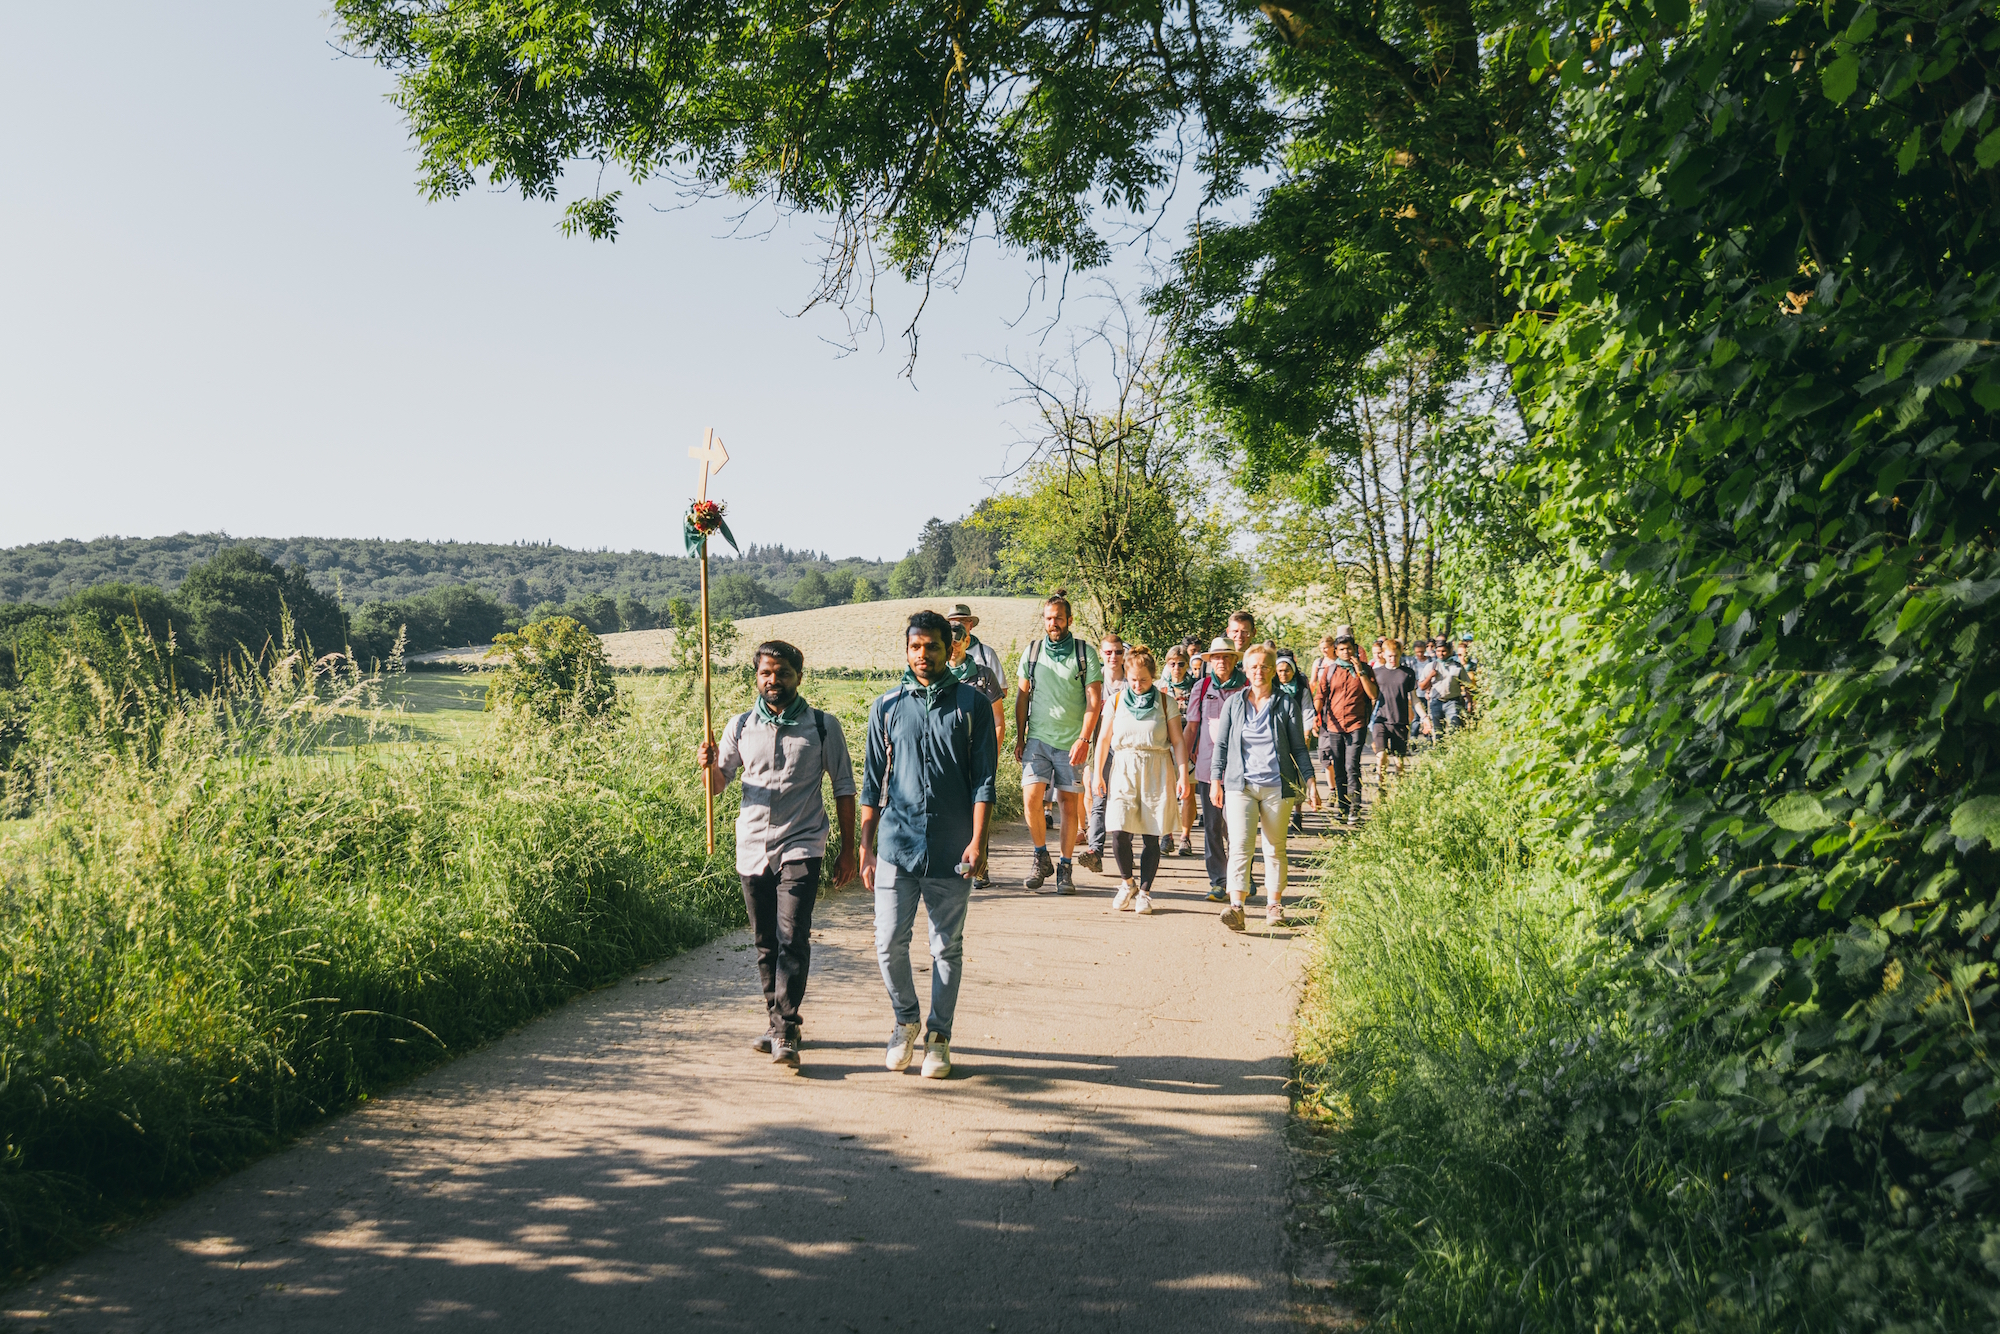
[{"x1": 1485, "y1": 0, "x2": 2000, "y2": 1286}]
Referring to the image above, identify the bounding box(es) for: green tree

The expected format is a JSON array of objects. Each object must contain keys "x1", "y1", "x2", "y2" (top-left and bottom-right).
[
  {"x1": 176, "y1": 547, "x2": 348, "y2": 669},
  {"x1": 616, "y1": 592, "x2": 657, "y2": 631},
  {"x1": 887, "y1": 555, "x2": 927, "y2": 600},
  {"x1": 850, "y1": 577, "x2": 878, "y2": 604},
  {"x1": 710, "y1": 573, "x2": 778, "y2": 619},
  {"x1": 992, "y1": 310, "x2": 1248, "y2": 647},
  {"x1": 482, "y1": 617, "x2": 619, "y2": 722},
  {"x1": 790, "y1": 569, "x2": 833, "y2": 609},
  {"x1": 333, "y1": 0, "x2": 1277, "y2": 305}
]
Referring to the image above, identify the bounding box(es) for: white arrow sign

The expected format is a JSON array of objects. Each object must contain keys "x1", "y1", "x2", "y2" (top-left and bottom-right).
[{"x1": 689, "y1": 428, "x2": 729, "y2": 500}]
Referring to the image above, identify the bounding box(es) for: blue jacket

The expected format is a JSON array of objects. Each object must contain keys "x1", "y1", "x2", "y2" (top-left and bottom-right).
[
  {"x1": 1207, "y1": 688, "x2": 1315, "y2": 799},
  {"x1": 861, "y1": 679, "x2": 999, "y2": 876}
]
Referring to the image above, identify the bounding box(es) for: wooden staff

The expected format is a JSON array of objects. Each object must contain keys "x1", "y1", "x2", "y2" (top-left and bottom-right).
[{"x1": 689, "y1": 428, "x2": 730, "y2": 855}]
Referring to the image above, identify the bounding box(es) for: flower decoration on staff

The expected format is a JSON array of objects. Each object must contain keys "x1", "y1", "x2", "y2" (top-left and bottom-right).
[{"x1": 683, "y1": 498, "x2": 740, "y2": 556}]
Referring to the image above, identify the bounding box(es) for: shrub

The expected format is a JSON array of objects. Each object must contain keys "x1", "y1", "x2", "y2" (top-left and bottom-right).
[
  {"x1": 667, "y1": 598, "x2": 738, "y2": 675},
  {"x1": 483, "y1": 617, "x2": 619, "y2": 722},
  {"x1": 349, "y1": 584, "x2": 513, "y2": 663},
  {"x1": 851, "y1": 577, "x2": 878, "y2": 604}
]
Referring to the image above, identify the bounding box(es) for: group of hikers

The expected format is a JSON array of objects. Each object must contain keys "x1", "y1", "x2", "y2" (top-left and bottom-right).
[{"x1": 696, "y1": 594, "x2": 1475, "y2": 1076}]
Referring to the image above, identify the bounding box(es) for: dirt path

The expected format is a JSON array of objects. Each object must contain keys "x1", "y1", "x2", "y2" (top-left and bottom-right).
[{"x1": 7, "y1": 819, "x2": 1329, "y2": 1332}]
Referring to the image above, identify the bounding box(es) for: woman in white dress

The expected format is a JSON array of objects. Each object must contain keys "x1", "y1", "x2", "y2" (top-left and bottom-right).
[{"x1": 1086, "y1": 644, "x2": 1189, "y2": 914}]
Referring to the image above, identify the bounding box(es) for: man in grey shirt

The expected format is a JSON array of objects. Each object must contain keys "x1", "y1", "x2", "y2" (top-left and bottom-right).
[{"x1": 699, "y1": 639, "x2": 857, "y2": 1069}]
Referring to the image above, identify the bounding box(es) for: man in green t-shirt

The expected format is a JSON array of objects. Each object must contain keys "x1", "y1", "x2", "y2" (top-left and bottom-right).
[{"x1": 1012, "y1": 592, "x2": 1104, "y2": 894}]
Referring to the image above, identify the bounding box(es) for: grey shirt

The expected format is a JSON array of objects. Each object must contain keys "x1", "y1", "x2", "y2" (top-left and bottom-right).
[{"x1": 715, "y1": 704, "x2": 857, "y2": 876}]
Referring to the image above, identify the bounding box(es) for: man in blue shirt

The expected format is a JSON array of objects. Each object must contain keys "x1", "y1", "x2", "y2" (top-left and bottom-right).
[{"x1": 861, "y1": 610, "x2": 998, "y2": 1079}]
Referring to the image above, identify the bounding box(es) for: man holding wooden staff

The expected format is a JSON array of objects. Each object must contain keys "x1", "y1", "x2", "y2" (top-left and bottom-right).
[{"x1": 699, "y1": 640, "x2": 856, "y2": 1070}]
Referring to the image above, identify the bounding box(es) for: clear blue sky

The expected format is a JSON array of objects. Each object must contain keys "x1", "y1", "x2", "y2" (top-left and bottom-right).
[{"x1": 0, "y1": 3, "x2": 1197, "y2": 562}]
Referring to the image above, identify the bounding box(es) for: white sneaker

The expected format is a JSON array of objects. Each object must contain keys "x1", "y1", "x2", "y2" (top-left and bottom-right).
[
  {"x1": 885, "y1": 1022, "x2": 920, "y2": 1071},
  {"x1": 1112, "y1": 880, "x2": 1136, "y2": 911},
  {"x1": 1133, "y1": 892, "x2": 1154, "y2": 915},
  {"x1": 921, "y1": 1034, "x2": 952, "y2": 1079}
]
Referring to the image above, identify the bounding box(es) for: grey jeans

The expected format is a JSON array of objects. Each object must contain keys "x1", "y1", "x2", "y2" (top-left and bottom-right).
[{"x1": 874, "y1": 867, "x2": 972, "y2": 1039}]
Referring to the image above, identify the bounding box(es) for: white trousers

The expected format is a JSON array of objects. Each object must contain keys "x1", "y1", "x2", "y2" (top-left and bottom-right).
[{"x1": 1224, "y1": 783, "x2": 1293, "y2": 902}]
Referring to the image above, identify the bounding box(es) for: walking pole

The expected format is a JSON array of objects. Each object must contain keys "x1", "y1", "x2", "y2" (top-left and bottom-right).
[
  {"x1": 687, "y1": 428, "x2": 732, "y2": 857},
  {"x1": 700, "y1": 528, "x2": 714, "y2": 854}
]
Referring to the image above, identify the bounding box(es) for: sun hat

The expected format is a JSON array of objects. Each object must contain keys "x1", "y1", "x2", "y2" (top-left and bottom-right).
[
  {"x1": 945, "y1": 602, "x2": 979, "y2": 626},
  {"x1": 1206, "y1": 636, "x2": 1241, "y2": 657}
]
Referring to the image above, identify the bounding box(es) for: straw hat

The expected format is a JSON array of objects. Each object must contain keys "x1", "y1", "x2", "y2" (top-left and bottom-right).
[
  {"x1": 945, "y1": 602, "x2": 979, "y2": 626},
  {"x1": 1333, "y1": 623, "x2": 1356, "y2": 645},
  {"x1": 1205, "y1": 636, "x2": 1240, "y2": 657}
]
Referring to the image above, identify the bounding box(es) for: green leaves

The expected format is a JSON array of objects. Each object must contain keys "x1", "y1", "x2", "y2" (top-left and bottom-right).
[
  {"x1": 1487, "y1": 0, "x2": 2000, "y2": 1264},
  {"x1": 1822, "y1": 48, "x2": 1862, "y2": 104},
  {"x1": 1950, "y1": 796, "x2": 2000, "y2": 847},
  {"x1": 1767, "y1": 792, "x2": 1838, "y2": 831}
]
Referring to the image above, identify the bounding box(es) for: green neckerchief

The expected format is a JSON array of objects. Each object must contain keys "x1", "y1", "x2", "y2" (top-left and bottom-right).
[
  {"x1": 1276, "y1": 677, "x2": 1304, "y2": 704},
  {"x1": 1120, "y1": 685, "x2": 1161, "y2": 719},
  {"x1": 753, "y1": 692, "x2": 811, "y2": 727},
  {"x1": 948, "y1": 655, "x2": 981, "y2": 683},
  {"x1": 1040, "y1": 631, "x2": 1078, "y2": 665},
  {"x1": 1166, "y1": 672, "x2": 1195, "y2": 696},
  {"x1": 1210, "y1": 666, "x2": 1248, "y2": 692},
  {"x1": 900, "y1": 668, "x2": 956, "y2": 706}
]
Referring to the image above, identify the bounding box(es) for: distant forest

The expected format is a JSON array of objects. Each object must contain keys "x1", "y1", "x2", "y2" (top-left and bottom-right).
[
  {"x1": 0, "y1": 515, "x2": 1022, "y2": 664},
  {"x1": 0, "y1": 533, "x2": 896, "y2": 613}
]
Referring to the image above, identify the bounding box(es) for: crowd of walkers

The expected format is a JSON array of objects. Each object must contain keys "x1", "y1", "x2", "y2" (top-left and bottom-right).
[{"x1": 697, "y1": 595, "x2": 1475, "y2": 1075}]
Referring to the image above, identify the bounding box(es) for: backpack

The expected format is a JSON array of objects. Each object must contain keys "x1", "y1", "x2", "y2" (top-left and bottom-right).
[
  {"x1": 1020, "y1": 635, "x2": 1099, "y2": 696},
  {"x1": 725, "y1": 706, "x2": 828, "y2": 762}
]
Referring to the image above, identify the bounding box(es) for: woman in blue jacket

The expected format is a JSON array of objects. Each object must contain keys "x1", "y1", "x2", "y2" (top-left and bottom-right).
[{"x1": 1206, "y1": 644, "x2": 1318, "y2": 931}]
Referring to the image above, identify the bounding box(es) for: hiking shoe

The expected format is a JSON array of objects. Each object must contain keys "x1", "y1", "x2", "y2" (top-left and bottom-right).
[
  {"x1": 1076, "y1": 848, "x2": 1103, "y2": 874},
  {"x1": 773, "y1": 1023, "x2": 801, "y2": 1069},
  {"x1": 1176, "y1": 837, "x2": 1197, "y2": 858},
  {"x1": 1112, "y1": 880, "x2": 1136, "y2": 911},
  {"x1": 1265, "y1": 901, "x2": 1286, "y2": 928},
  {"x1": 1025, "y1": 848, "x2": 1055, "y2": 889},
  {"x1": 1205, "y1": 884, "x2": 1229, "y2": 903},
  {"x1": 1220, "y1": 903, "x2": 1246, "y2": 932},
  {"x1": 752, "y1": 1028, "x2": 778, "y2": 1054},
  {"x1": 886, "y1": 1022, "x2": 921, "y2": 1071},
  {"x1": 921, "y1": 1034, "x2": 952, "y2": 1079},
  {"x1": 1055, "y1": 861, "x2": 1076, "y2": 895},
  {"x1": 1133, "y1": 892, "x2": 1155, "y2": 915}
]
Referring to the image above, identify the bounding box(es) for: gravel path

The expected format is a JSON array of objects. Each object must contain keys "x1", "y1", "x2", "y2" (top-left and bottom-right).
[{"x1": 7, "y1": 821, "x2": 1323, "y2": 1333}]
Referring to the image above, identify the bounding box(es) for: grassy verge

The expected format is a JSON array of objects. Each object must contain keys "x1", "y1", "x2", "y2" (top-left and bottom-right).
[
  {"x1": 1294, "y1": 726, "x2": 1994, "y2": 1331},
  {"x1": 0, "y1": 670, "x2": 755, "y2": 1277},
  {"x1": 0, "y1": 659, "x2": 1018, "y2": 1279}
]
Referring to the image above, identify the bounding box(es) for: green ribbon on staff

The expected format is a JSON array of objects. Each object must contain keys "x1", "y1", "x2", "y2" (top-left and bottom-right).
[{"x1": 683, "y1": 515, "x2": 740, "y2": 557}]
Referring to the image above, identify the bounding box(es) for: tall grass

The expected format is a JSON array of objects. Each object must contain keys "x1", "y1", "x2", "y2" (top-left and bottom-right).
[
  {"x1": 1296, "y1": 727, "x2": 1997, "y2": 1331},
  {"x1": 0, "y1": 646, "x2": 744, "y2": 1274}
]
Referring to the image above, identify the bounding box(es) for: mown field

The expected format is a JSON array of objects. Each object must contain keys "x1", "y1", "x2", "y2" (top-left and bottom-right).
[
  {"x1": 0, "y1": 646, "x2": 1013, "y2": 1280},
  {"x1": 410, "y1": 595, "x2": 1051, "y2": 673}
]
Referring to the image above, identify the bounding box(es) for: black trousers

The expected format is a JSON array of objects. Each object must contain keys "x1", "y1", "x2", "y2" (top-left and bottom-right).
[
  {"x1": 1323, "y1": 728, "x2": 1367, "y2": 813},
  {"x1": 1114, "y1": 832, "x2": 1162, "y2": 887},
  {"x1": 740, "y1": 857, "x2": 821, "y2": 1030},
  {"x1": 1198, "y1": 784, "x2": 1229, "y2": 887}
]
